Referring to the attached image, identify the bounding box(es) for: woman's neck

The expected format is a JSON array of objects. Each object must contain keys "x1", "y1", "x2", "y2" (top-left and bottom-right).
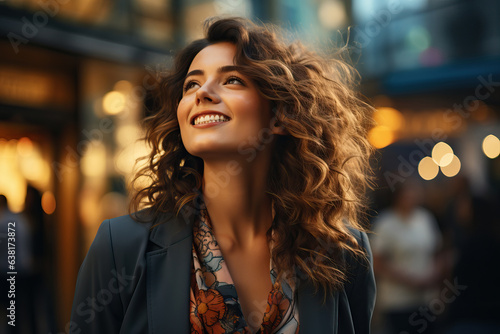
[{"x1": 201, "y1": 155, "x2": 273, "y2": 251}]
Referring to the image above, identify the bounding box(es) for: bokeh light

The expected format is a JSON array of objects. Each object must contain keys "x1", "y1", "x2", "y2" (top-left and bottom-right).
[
  {"x1": 407, "y1": 26, "x2": 431, "y2": 51},
  {"x1": 418, "y1": 156, "x2": 439, "y2": 180},
  {"x1": 17, "y1": 137, "x2": 33, "y2": 157},
  {"x1": 81, "y1": 141, "x2": 107, "y2": 177},
  {"x1": 432, "y1": 142, "x2": 454, "y2": 167},
  {"x1": 318, "y1": 0, "x2": 347, "y2": 30},
  {"x1": 115, "y1": 140, "x2": 149, "y2": 176},
  {"x1": 113, "y1": 80, "x2": 133, "y2": 92},
  {"x1": 373, "y1": 107, "x2": 405, "y2": 132},
  {"x1": 102, "y1": 91, "x2": 126, "y2": 115},
  {"x1": 20, "y1": 154, "x2": 49, "y2": 183},
  {"x1": 440, "y1": 154, "x2": 461, "y2": 177},
  {"x1": 368, "y1": 125, "x2": 395, "y2": 149},
  {"x1": 41, "y1": 190, "x2": 56, "y2": 214},
  {"x1": 0, "y1": 139, "x2": 27, "y2": 212},
  {"x1": 482, "y1": 134, "x2": 500, "y2": 159},
  {"x1": 368, "y1": 107, "x2": 405, "y2": 149},
  {"x1": 115, "y1": 124, "x2": 140, "y2": 147}
]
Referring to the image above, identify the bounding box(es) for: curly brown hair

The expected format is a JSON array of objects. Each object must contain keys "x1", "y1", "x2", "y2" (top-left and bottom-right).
[{"x1": 132, "y1": 17, "x2": 374, "y2": 293}]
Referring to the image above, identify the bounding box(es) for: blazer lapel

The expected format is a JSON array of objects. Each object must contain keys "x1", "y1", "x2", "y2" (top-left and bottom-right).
[
  {"x1": 298, "y1": 281, "x2": 338, "y2": 334},
  {"x1": 146, "y1": 211, "x2": 196, "y2": 334}
]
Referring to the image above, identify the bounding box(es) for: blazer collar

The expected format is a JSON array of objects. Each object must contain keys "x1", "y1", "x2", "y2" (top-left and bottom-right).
[{"x1": 148, "y1": 209, "x2": 198, "y2": 248}]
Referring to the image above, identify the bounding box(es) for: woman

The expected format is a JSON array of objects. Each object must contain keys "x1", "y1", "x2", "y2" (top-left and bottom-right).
[{"x1": 70, "y1": 17, "x2": 375, "y2": 334}]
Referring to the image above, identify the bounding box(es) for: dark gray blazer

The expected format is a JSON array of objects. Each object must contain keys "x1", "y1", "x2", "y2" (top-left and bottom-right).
[{"x1": 70, "y1": 211, "x2": 376, "y2": 334}]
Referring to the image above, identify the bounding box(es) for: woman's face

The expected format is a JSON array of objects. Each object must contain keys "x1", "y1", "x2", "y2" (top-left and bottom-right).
[{"x1": 177, "y1": 42, "x2": 273, "y2": 160}]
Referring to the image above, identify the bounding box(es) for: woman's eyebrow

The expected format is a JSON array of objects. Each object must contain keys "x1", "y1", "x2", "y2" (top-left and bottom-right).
[
  {"x1": 218, "y1": 65, "x2": 242, "y2": 73},
  {"x1": 185, "y1": 69, "x2": 203, "y2": 80},
  {"x1": 184, "y1": 65, "x2": 243, "y2": 80}
]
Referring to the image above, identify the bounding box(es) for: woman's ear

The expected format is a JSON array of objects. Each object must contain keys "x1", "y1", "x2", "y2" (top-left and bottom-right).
[
  {"x1": 270, "y1": 117, "x2": 288, "y2": 135},
  {"x1": 270, "y1": 105, "x2": 288, "y2": 135}
]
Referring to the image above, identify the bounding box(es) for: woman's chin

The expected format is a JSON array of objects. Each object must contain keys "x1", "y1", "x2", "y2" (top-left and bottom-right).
[{"x1": 185, "y1": 147, "x2": 238, "y2": 161}]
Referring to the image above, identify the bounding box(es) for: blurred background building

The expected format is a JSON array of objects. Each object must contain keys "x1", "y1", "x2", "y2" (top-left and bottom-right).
[{"x1": 0, "y1": 0, "x2": 499, "y2": 332}]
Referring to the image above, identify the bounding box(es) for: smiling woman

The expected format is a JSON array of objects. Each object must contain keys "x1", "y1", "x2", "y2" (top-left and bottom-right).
[{"x1": 70, "y1": 17, "x2": 376, "y2": 334}]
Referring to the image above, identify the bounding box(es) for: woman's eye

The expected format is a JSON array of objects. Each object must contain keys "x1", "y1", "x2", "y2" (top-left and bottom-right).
[
  {"x1": 183, "y1": 81, "x2": 199, "y2": 92},
  {"x1": 225, "y1": 76, "x2": 244, "y2": 85}
]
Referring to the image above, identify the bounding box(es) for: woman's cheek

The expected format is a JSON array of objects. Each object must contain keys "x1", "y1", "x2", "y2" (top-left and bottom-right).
[{"x1": 177, "y1": 96, "x2": 193, "y2": 120}]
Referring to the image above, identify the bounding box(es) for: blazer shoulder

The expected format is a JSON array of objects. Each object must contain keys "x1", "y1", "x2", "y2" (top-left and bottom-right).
[
  {"x1": 347, "y1": 226, "x2": 370, "y2": 249},
  {"x1": 344, "y1": 227, "x2": 375, "y2": 294},
  {"x1": 103, "y1": 212, "x2": 162, "y2": 274},
  {"x1": 107, "y1": 213, "x2": 153, "y2": 247},
  {"x1": 81, "y1": 214, "x2": 152, "y2": 276},
  {"x1": 71, "y1": 214, "x2": 154, "y2": 332},
  {"x1": 104, "y1": 210, "x2": 192, "y2": 259},
  {"x1": 340, "y1": 228, "x2": 376, "y2": 334}
]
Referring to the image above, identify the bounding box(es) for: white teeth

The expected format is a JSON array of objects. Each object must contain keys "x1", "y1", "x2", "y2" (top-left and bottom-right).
[{"x1": 193, "y1": 114, "x2": 229, "y2": 125}]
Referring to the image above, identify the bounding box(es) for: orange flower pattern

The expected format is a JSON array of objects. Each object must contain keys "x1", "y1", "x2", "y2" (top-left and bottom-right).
[
  {"x1": 260, "y1": 282, "x2": 291, "y2": 332},
  {"x1": 189, "y1": 209, "x2": 299, "y2": 334}
]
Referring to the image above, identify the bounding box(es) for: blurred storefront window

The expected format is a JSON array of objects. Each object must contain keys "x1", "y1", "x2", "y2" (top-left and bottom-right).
[
  {"x1": 0, "y1": 0, "x2": 174, "y2": 329},
  {"x1": 3, "y1": 0, "x2": 176, "y2": 46},
  {"x1": 78, "y1": 59, "x2": 147, "y2": 246},
  {"x1": 352, "y1": 0, "x2": 500, "y2": 79}
]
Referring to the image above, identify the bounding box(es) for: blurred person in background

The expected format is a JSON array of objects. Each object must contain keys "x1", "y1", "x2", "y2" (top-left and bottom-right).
[
  {"x1": 70, "y1": 17, "x2": 376, "y2": 333},
  {"x1": 371, "y1": 180, "x2": 443, "y2": 334},
  {"x1": 23, "y1": 185, "x2": 58, "y2": 333},
  {"x1": 442, "y1": 176, "x2": 500, "y2": 334}
]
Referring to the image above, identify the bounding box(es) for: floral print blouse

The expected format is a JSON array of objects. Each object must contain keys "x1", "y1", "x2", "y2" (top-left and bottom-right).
[{"x1": 189, "y1": 209, "x2": 299, "y2": 334}]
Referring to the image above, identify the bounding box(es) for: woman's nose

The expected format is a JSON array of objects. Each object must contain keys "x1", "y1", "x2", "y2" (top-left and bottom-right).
[{"x1": 195, "y1": 83, "x2": 221, "y2": 105}]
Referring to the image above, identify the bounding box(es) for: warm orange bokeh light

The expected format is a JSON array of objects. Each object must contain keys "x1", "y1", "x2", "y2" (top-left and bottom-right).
[
  {"x1": 368, "y1": 125, "x2": 395, "y2": 149},
  {"x1": 369, "y1": 107, "x2": 405, "y2": 149},
  {"x1": 17, "y1": 137, "x2": 34, "y2": 157},
  {"x1": 431, "y1": 142, "x2": 454, "y2": 167},
  {"x1": 41, "y1": 191, "x2": 56, "y2": 215},
  {"x1": 373, "y1": 107, "x2": 405, "y2": 132},
  {"x1": 102, "y1": 91, "x2": 126, "y2": 115},
  {"x1": 440, "y1": 155, "x2": 461, "y2": 177},
  {"x1": 418, "y1": 156, "x2": 439, "y2": 180},
  {"x1": 482, "y1": 134, "x2": 500, "y2": 159}
]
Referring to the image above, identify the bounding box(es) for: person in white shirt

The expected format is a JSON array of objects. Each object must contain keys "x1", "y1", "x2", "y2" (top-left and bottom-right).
[{"x1": 371, "y1": 181, "x2": 442, "y2": 334}]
